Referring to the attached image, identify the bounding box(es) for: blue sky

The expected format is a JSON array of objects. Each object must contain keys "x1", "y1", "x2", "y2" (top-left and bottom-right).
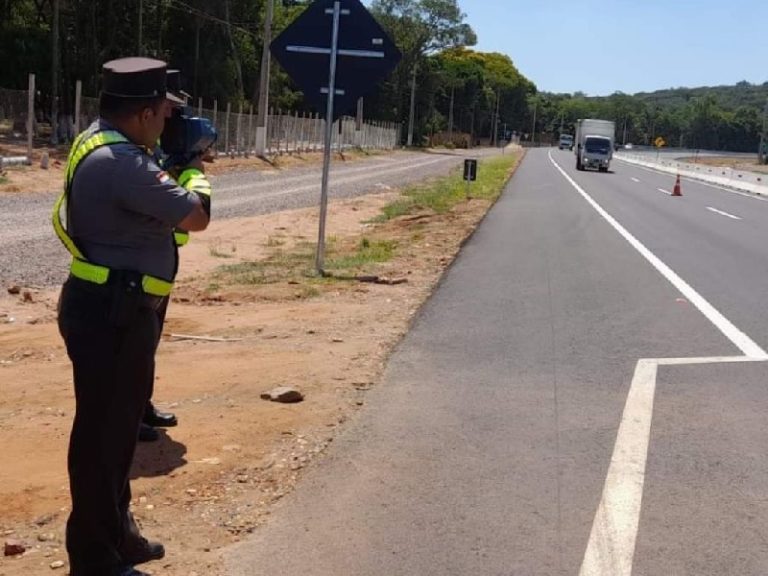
[{"x1": 461, "y1": 0, "x2": 768, "y2": 96}]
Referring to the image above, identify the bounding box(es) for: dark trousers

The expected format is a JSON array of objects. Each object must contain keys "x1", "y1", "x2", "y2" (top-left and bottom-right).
[
  {"x1": 145, "y1": 296, "x2": 169, "y2": 414},
  {"x1": 58, "y1": 276, "x2": 161, "y2": 576}
]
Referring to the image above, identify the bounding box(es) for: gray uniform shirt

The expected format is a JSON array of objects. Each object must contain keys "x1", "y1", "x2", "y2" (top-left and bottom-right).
[{"x1": 69, "y1": 120, "x2": 197, "y2": 281}]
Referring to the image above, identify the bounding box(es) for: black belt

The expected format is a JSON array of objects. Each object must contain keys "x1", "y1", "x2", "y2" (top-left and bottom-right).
[{"x1": 67, "y1": 274, "x2": 166, "y2": 311}]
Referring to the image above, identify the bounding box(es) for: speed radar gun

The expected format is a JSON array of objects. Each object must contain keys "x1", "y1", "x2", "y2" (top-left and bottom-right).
[{"x1": 160, "y1": 106, "x2": 218, "y2": 169}]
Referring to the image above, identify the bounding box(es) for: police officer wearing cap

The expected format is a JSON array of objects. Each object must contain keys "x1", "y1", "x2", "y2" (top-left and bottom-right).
[
  {"x1": 138, "y1": 69, "x2": 188, "y2": 443},
  {"x1": 53, "y1": 57, "x2": 212, "y2": 576}
]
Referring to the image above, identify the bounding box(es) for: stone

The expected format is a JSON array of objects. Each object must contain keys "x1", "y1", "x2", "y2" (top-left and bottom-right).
[
  {"x1": 7, "y1": 285, "x2": 20, "y2": 295},
  {"x1": 260, "y1": 387, "x2": 304, "y2": 403},
  {"x1": 50, "y1": 560, "x2": 65, "y2": 569},
  {"x1": 4, "y1": 539, "x2": 26, "y2": 556}
]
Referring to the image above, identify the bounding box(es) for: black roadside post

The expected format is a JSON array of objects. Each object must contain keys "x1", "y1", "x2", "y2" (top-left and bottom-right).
[{"x1": 464, "y1": 158, "x2": 477, "y2": 199}]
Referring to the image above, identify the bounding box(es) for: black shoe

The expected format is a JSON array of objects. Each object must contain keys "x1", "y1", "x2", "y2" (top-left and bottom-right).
[
  {"x1": 137, "y1": 423, "x2": 159, "y2": 442},
  {"x1": 143, "y1": 405, "x2": 178, "y2": 427},
  {"x1": 119, "y1": 536, "x2": 165, "y2": 566}
]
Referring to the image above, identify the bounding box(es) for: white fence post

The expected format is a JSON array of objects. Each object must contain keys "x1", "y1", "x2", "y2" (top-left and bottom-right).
[
  {"x1": 74, "y1": 80, "x2": 82, "y2": 136},
  {"x1": 26, "y1": 73, "x2": 35, "y2": 160}
]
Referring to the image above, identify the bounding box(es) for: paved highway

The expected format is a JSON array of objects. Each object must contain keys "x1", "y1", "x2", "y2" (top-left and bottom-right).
[{"x1": 225, "y1": 148, "x2": 768, "y2": 575}]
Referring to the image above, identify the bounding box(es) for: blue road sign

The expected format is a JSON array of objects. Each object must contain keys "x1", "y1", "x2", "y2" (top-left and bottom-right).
[{"x1": 271, "y1": 0, "x2": 402, "y2": 121}]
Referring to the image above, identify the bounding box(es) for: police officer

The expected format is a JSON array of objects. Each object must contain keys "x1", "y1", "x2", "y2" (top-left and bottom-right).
[
  {"x1": 138, "y1": 69, "x2": 188, "y2": 443},
  {"x1": 54, "y1": 57, "x2": 212, "y2": 576}
]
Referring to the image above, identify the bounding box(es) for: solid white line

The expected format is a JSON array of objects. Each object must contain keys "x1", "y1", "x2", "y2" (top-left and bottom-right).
[
  {"x1": 548, "y1": 150, "x2": 767, "y2": 359},
  {"x1": 656, "y1": 188, "x2": 672, "y2": 196},
  {"x1": 706, "y1": 206, "x2": 742, "y2": 220},
  {"x1": 580, "y1": 355, "x2": 767, "y2": 576},
  {"x1": 631, "y1": 177, "x2": 640, "y2": 183},
  {"x1": 579, "y1": 359, "x2": 657, "y2": 576}
]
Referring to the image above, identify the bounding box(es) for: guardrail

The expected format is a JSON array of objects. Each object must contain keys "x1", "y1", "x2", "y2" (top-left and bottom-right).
[{"x1": 616, "y1": 152, "x2": 768, "y2": 195}]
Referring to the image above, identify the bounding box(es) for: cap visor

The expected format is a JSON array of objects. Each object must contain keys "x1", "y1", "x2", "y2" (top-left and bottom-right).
[{"x1": 166, "y1": 91, "x2": 185, "y2": 104}]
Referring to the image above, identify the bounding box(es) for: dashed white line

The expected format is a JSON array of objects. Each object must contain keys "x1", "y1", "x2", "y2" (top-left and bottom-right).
[
  {"x1": 656, "y1": 188, "x2": 672, "y2": 196},
  {"x1": 631, "y1": 177, "x2": 640, "y2": 183},
  {"x1": 706, "y1": 206, "x2": 742, "y2": 220},
  {"x1": 548, "y1": 149, "x2": 767, "y2": 359}
]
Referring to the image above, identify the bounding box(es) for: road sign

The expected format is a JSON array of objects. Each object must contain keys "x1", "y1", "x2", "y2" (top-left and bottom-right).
[
  {"x1": 463, "y1": 159, "x2": 477, "y2": 182},
  {"x1": 271, "y1": 0, "x2": 402, "y2": 121},
  {"x1": 655, "y1": 136, "x2": 666, "y2": 148}
]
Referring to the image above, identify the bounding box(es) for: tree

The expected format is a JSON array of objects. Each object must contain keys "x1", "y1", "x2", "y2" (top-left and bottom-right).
[{"x1": 371, "y1": 0, "x2": 476, "y2": 145}]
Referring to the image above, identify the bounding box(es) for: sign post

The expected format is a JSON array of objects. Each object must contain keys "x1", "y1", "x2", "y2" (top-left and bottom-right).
[
  {"x1": 463, "y1": 158, "x2": 477, "y2": 199},
  {"x1": 271, "y1": 0, "x2": 401, "y2": 275}
]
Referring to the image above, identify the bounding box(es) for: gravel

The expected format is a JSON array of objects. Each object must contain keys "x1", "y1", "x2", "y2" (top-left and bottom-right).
[{"x1": 0, "y1": 148, "x2": 504, "y2": 288}]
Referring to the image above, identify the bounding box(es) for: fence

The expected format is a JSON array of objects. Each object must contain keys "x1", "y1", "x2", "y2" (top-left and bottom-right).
[
  {"x1": 198, "y1": 100, "x2": 399, "y2": 156},
  {"x1": 1, "y1": 76, "x2": 400, "y2": 158}
]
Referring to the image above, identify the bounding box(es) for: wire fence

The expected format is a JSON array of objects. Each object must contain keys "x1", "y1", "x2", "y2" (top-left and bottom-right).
[{"x1": 2, "y1": 78, "x2": 400, "y2": 157}]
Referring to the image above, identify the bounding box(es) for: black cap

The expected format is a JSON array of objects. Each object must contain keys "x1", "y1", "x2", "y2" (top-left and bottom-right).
[{"x1": 102, "y1": 57, "x2": 184, "y2": 104}]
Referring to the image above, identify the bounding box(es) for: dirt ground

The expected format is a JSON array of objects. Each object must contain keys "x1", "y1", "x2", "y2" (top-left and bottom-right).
[{"x1": 0, "y1": 144, "x2": 522, "y2": 575}]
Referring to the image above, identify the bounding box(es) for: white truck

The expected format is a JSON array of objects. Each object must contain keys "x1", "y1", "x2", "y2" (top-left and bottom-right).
[{"x1": 574, "y1": 119, "x2": 615, "y2": 172}]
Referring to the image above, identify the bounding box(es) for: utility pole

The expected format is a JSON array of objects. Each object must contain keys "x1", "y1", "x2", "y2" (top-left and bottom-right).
[
  {"x1": 138, "y1": 0, "x2": 143, "y2": 55},
  {"x1": 406, "y1": 61, "x2": 417, "y2": 147},
  {"x1": 50, "y1": 0, "x2": 60, "y2": 145},
  {"x1": 255, "y1": 0, "x2": 274, "y2": 156},
  {"x1": 759, "y1": 98, "x2": 768, "y2": 165},
  {"x1": 531, "y1": 100, "x2": 537, "y2": 145}
]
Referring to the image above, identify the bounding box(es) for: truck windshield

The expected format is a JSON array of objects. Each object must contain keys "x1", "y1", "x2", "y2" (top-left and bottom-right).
[
  {"x1": 560, "y1": 136, "x2": 573, "y2": 142},
  {"x1": 585, "y1": 137, "x2": 610, "y2": 154}
]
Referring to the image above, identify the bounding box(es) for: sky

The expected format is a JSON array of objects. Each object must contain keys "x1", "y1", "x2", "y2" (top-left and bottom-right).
[{"x1": 460, "y1": 0, "x2": 768, "y2": 96}]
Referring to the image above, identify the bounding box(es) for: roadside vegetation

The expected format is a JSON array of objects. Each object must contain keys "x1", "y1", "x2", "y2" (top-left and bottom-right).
[{"x1": 210, "y1": 152, "x2": 521, "y2": 292}]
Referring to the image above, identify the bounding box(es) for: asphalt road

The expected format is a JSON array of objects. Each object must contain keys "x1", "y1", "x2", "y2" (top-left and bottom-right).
[{"x1": 224, "y1": 147, "x2": 768, "y2": 575}]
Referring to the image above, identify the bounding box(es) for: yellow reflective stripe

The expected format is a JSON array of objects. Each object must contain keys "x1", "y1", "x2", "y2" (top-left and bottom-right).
[
  {"x1": 174, "y1": 231, "x2": 189, "y2": 246},
  {"x1": 55, "y1": 130, "x2": 130, "y2": 262},
  {"x1": 52, "y1": 192, "x2": 85, "y2": 260},
  {"x1": 142, "y1": 276, "x2": 173, "y2": 296},
  {"x1": 70, "y1": 259, "x2": 173, "y2": 296},
  {"x1": 177, "y1": 168, "x2": 203, "y2": 187},
  {"x1": 66, "y1": 131, "x2": 127, "y2": 188},
  {"x1": 70, "y1": 259, "x2": 109, "y2": 284}
]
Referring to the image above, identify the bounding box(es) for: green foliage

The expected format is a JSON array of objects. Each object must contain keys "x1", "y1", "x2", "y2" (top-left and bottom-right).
[
  {"x1": 533, "y1": 84, "x2": 768, "y2": 152},
  {"x1": 325, "y1": 238, "x2": 397, "y2": 270},
  {"x1": 375, "y1": 153, "x2": 519, "y2": 222}
]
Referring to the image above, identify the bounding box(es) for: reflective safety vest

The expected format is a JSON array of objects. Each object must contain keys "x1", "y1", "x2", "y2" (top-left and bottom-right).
[{"x1": 52, "y1": 129, "x2": 178, "y2": 297}]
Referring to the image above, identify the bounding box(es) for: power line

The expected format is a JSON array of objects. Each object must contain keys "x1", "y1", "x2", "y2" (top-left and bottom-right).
[{"x1": 165, "y1": 0, "x2": 257, "y2": 38}]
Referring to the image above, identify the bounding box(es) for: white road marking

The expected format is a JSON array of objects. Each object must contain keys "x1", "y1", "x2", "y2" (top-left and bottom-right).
[
  {"x1": 656, "y1": 188, "x2": 672, "y2": 195},
  {"x1": 706, "y1": 206, "x2": 742, "y2": 220},
  {"x1": 580, "y1": 355, "x2": 767, "y2": 576},
  {"x1": 631, "y1": 177, "x2": 640, "y2": 183},
  {"x1": 548, "y1": 150, "x2": 767, "y2": 359}
]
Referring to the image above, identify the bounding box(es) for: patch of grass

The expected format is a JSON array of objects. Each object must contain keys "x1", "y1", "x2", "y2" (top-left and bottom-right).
[
  {"x1": 208, "y1": 242, "x2": 237, "y2": 258},
  {"x1": 215, "y1": 245, "x2": 316, "y2": 285},
  {"x1": 265, "y1": 235, "x2": 285, "y2": 247},
  {"x1": 0, "y1": 175, "x2": 7, "y2": 185},
  {"x1": 325, "y1": 237, "x2": 397, "y2": 271},
  {"x1": 374, "y1": 153, "x2": 520, "y2": 222}
]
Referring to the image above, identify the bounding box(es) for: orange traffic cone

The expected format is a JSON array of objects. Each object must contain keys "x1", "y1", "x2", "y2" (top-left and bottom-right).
[{"x1": 672, "y1": 174, "x2": 682, "y2": 196}]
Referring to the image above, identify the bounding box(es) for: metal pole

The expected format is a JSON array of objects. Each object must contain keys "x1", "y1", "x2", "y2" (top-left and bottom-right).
[
  {"x1": 255, "y1": 0, "x2": 274, "y2": 156},
  {"x1": 138, "y1": 0, "x2": 144, "y2": 55},
  {"x1": 406, "y1": 61, "x2": 417, "y2": 147},
  {"x1": 316, "y1": 1, "x2": 341, "y2": 274},
  {"x1": 759, "y1": 98, "x2": 768, "y2": 165},
  {"x1": 51, "y1": 0, "x2": 60, "y2": 145},
  {"x1": 27, "y1": 74, "x2": 35, "y2": 160},
  {"x1": 531, "y1": 101, "x2": 537, "y2": 145},
  {"x1": 74, "y1": 80, "x2": 82, "y2": 136}
]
